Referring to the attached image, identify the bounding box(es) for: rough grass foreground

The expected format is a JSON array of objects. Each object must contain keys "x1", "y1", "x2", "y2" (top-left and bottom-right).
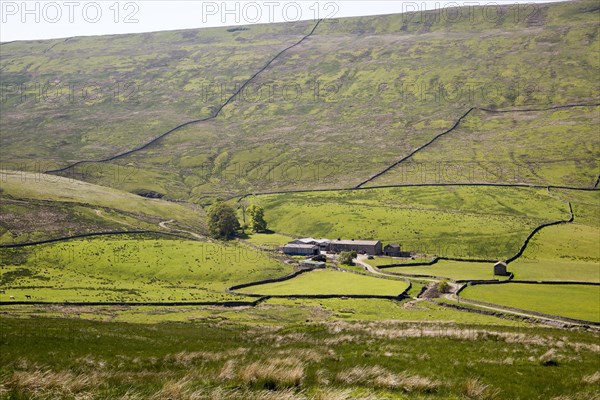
[{"x1": 2, "y1": 316, "x2": 600, "y2": 399}]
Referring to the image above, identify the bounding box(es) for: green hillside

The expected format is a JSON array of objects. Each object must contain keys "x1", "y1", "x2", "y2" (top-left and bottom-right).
[
  {"x1": 246, "y1": 186, "x2": 572, "y2": 259},
  {"x1": 0, "y1": 170, "x2": 205, "y2": 243},
  {"x1": 1, "y1": 1, "x2": 598, "y2": 201}
]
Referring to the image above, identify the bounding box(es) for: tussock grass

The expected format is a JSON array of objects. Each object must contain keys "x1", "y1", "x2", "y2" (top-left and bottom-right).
[
  {"x1": 538, "y1": 349, "x2": 560, "y2": 366},
  {"x1": 336, "y1": 365, "x2": 442, "y2": 393},
  {"x1": 239, "y1": 359, "x2": 305, "y2": 390},
  {"x1": 462, "y1": 378, "x2": 500, "y2": 400},
  {"x1": 7, "y1": 369, "x2": 103, "y2": 398},
  {"x1": 582, "y1": 371, "x2": 600, "y2": 385}
]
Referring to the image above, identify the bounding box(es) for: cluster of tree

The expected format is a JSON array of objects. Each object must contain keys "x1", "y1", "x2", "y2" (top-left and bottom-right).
[
  {"x1": 338, "y1": 250, "x2": 357, "y2": 265},
  {"x1": 207, "y1": 202, "x2": 267, "y2": 239}
]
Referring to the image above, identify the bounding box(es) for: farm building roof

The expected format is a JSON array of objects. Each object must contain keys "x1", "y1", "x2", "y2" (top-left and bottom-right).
[
  {"x1": 330, "y1": 239, "x2": 381, "y2": 245},
  {"x1": 283, "y1": 243, "x2": 319, "y2": 249},
  {"x1": 293, "y1": 238, "x2": 330, "y2": 244}
]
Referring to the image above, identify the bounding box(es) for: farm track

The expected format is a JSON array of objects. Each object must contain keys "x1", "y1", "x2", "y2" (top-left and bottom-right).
[
  {"x1": 0, "y1": 230, "x2": 195, "y2": 248},
  {"x1": 43, "y1": 19, "x2": 323, "y2": 174}
]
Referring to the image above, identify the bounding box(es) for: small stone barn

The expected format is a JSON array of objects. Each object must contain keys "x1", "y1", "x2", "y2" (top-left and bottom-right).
[
  {"x1": 384, "y1": 243, "x2": 402, "y2": 257},
  {"x1": 283, "y1": 243, "x2": 320, "y2": 256},
  {"x1": 329, "y1": 239, "x2": 383, "y2": 255},
  {"x1": 494, "y1": 261, "x2": 508, "y2": 276}
]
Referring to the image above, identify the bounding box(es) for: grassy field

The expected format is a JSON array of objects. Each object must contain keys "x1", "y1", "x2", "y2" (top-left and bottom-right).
[
  {"x1": 508, "y1": 223, "x2": 600, "y2": 282},
  {"x1": 2, "y1": 2, "x2": 598, "y2": 201},
  {"x1": 0, "y1": 170, "x2": 206, "y2": 243},
  {"x1": 364, "y1": 256, "x2": 433, "y2": 267},
  {"x1": 237, "y1": 269, "x2": 409, "y2": 296},
  {"x1": 461, "y1": 283, "x2": 600, "y2": 322},
  {"x1": 383, "y1": 260, "x2": 510, "y2": 281},
  {"x1": 0, "y1": 237, "x2": 287, "y2": 302},
  {"x1": 247, "y1": 186, "x2": 570, "y2": 259},
  {"x1": 1, "y1": 316, "x2": 599, "y2": 399}
]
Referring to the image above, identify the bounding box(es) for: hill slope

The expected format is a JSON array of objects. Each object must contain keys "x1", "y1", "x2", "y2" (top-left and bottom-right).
[{"x1": 1, "y1": 1, "x2": 598, "y2": 201}]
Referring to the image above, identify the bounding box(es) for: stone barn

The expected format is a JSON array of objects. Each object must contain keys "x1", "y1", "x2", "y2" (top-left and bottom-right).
[
  {"x1": 384, "y1": 243, "x2": 403, "y2": 257},
  {"x1": 329, "y1": 239, "x2": 382, "y2": 255},
  {"x1": 283, "y1": 243, "x2": 320, "y2": 256},
  {"x1": 494, "y1": 261, "x2": 508, "y2": 276}
]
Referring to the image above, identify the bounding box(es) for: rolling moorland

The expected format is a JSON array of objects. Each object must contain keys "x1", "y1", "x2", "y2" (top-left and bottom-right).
[{"x1": 1, "y1": 0, "x2": 599, "y2": 399}]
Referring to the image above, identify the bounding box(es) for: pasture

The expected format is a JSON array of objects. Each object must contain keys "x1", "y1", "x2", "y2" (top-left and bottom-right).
[
  {"x1": 383, "y1": 260, "x2": 508, "y2": 281},
  {"x1": 0, "y1": 237, "x2": 287, "y2": 303},
  {"x1": 508, "y1": 223, "x2": 600, "y2": 282},
  {"x1": 247, "y1": 186, "x2": 570, "y2": 259},
  {"x1": 236, "y1": 270, "x2": 409, "y2": 297},
  {"x1": 461, "y1": 283, "x2": 600, "y2": 322}
]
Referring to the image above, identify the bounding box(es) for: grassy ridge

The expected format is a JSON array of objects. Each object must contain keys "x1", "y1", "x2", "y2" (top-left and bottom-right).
[{"x1": 0, "y1": 170, "x2": 206, "y2": 242}]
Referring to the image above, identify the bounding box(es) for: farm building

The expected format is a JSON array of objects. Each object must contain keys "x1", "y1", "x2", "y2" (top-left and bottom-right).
[
  {"x1": 384, "y1": 243, "x2": 412, "y2": 257},
  {"x1": 494, "y1": 261, "x2": 508, "y2": 276},
  {"x1": 282, "y1": 243, "x2": 320, "y2": 256},
  {"x1": 329, "y1": 239, "x2": 382, "y2": 255},
  {"x1": 290, "y1": 238, "x2": 330, "y2": 251},
  {"x1": 384, "y1": 243, "x2": 401, "y2": 256},
  {"x1": 300, "y1": 260, "x2": 326, "y2": 269}
]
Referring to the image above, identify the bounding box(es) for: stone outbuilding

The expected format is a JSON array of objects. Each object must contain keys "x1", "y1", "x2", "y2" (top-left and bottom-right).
[
  {"x1": 494, "y1": 261, "x2": 508, "y2": 276},
  {"x1": 283, "y1": 243, "x2": 320, "y2": 256}
]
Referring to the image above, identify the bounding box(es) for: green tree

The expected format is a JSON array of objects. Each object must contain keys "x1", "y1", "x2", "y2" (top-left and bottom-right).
[
  {"x1": 338, "y1": 250, "x2": 357, "y2": 266},
  {"x1": 207, "y1": 202, "x2": 240, "y2": 239},
  {"x1": 247, "y1": 204, "x2": 268, "y2": 233},
  {"x1": 438, "y1": 281, "x2": 451, "y2": 294}
]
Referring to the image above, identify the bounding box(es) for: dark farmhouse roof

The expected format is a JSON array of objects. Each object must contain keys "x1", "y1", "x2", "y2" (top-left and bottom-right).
[{"x1": 385, "y1": 243, "x2": 401, "y2": 249}]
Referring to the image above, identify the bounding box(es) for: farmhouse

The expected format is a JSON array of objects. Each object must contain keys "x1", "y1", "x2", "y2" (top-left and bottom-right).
[
  {"x1": 282, "y1": 243, "x2": 320, "y2": 256},
  {"x1": 329, "y1": 239, "x2": 383, "y2": 255},
  {"x1": 494, "y1": 261, "x2": 508, "y2": 276}
]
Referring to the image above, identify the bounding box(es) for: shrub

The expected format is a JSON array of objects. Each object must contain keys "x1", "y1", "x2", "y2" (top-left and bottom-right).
[
  {"x1": 338, "y1": 251, "x2": 357, "y2": 266},
  {"x1": 438, "y1": 281, "x2": 451, "y2": 294}
]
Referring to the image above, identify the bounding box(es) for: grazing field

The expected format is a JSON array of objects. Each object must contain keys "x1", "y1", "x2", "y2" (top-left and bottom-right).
[
  {"x1": 0, "y1": 170, "x2": 206, "y2": 243},
  {"x1": 461, "y1": 283, "x2": 600, "y2": 322},
  {"x1": 248, "y1": 186, "x2": 569, "y2": 259},
  {"x1": 363, "y1": 256, "x2": 432, "y2": 267},
  {"x1": 1, "y1": 316, "x2": 599, "y2": 399},
  {"x1": 236, "y1": 270, "x2": 409, "y2": 296},
  {"x1": 383, "y1": 260, "x2": 508, "y2": 281},
  {"x1": 509, "y1": 223, "x2": 600, "y2": 282},
  {"x1": 0, "y1": 237, "x2": 287, "y2": 303},
  {"x1": 366, "y1": 106, "x2": 600, "y2": 188}
]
